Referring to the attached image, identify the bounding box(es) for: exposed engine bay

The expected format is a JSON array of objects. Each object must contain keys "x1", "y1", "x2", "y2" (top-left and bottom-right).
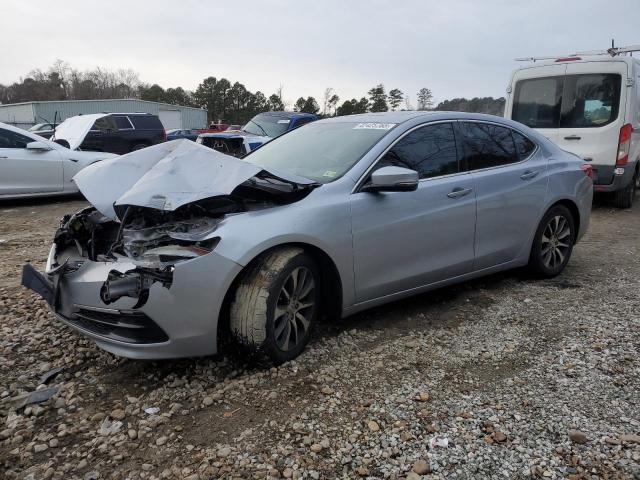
[
  {"x1": 199, "y1": 136, "x2": 246, "y2": 157},
  {"x1": 41, "y1": 140, "x2": 318, "y2": 310},
  {"x1": 50, "y1": 173, "x2": 315, "y2": 308}
]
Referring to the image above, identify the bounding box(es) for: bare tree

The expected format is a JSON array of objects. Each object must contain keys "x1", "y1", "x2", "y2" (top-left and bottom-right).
[{"x1": 322, "y1": 87, "x2": 334, "y2": 116}]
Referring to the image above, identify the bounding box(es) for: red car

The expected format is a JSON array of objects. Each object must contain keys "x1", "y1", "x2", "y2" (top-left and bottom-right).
[{"x1": 195, "y1": 123, "x2": 229, "y2": 134}]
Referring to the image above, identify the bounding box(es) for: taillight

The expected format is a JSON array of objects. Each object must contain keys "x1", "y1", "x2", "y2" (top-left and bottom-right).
[
  {"x1": 580, "y1": 163, "x2": 593, "y2": 179},
  {"x1": 616, "y1": 123, "x2": 633, "y2": 166},
  {"x1": 555, "y1": 57, "x2": 581, "y2": 62}
]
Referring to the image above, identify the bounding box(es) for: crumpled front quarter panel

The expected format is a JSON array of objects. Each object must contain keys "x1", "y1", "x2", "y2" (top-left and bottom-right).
[{"x1": 212, "y1": 184, "x2": 356, "y2": 307}]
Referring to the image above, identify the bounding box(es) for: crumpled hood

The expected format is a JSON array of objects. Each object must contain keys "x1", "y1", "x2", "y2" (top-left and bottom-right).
[
  {"x1": 53, "y1": 113, "x2": 108, "y2": 150},
  {"x1": 73, "y1": 139, "x2": 315, "y2": 220}
]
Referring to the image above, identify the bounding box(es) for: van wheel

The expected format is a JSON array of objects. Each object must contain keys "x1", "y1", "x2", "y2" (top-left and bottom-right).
[
  {"x1": 230, "y1": 247, "x2": 321, "y2": 364},
  {"x1": 612, "y1": 171, "x2": 636, "y2": 209},
  {"x1": 527, "y1": 205, "x2": 575, "y2": 278}
]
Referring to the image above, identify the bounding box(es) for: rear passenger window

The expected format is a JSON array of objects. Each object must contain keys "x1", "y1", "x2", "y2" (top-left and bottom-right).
[
  {"x1": 513, "y1": 131, "x2": 536, "y2": 160},
  {"x1": 376, "y1": 123, "x2": 458, "y2": 179},
  {"x1": 459, "y1": 122, "x2": 518, "y2": 170},
  {"x1": 130, "y1": 115, "x2": 162, "y2": 129},
  {"x1": 113, "y1": 116, "x2": 133, "y2": 130}
]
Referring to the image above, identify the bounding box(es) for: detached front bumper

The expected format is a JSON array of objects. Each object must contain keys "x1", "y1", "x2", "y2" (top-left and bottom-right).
[{"x1": 21, "y1": 249, "x2": 243, "y2": 359}]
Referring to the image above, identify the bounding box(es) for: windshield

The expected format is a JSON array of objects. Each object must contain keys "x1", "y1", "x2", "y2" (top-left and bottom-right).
[
  {"x1": 243, "y1": 114, "x2": 292, "y2": 138},
  {"x1": 246, "y1": 121, "x2": 394, "y2": 183}
]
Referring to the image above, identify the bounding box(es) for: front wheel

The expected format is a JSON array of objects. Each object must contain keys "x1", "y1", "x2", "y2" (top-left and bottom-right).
[
  {"x1": 230, "y1": 248, "x2": 321, "y2": 364},
  {"x1": 527, "y1": 205, "x2": 576, "y2": 278}
]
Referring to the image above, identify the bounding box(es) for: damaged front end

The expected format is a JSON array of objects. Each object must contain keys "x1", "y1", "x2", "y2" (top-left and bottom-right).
[{"x1": 21, "y1": 142, "x2": 317, "y2": 354}]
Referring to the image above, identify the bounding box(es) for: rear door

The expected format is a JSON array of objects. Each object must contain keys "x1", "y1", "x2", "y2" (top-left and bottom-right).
[
  {"x1": 556, "y1": 62, "x2": 626, "y2": 185},
  {"x1": 0, "y1": 128, "x2": 63, "y2": 195},
  {"x1": 457, "y1": 121, "x2": 548, "y2": 270},
  {"x1": 509, "y1": 64, "x2": 566, "y2": 143}
]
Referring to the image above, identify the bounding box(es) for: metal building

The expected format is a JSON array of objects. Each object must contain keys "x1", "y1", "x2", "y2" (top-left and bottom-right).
[{"x1": 0, "y1": 99, "x2": 207, "y2": 130}]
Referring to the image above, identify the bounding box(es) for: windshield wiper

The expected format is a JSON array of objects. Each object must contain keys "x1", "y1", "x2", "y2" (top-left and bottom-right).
[{"x1": 248, "y1": 120, "x2": 269, "y2": 137}]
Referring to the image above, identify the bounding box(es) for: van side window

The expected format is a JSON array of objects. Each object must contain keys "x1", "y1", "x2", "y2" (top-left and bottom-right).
[
  {"x1": 512, "y1": 77, "x2": 563, "y2": 128},
  {"x1": 513, "y1": 131, "x2": 536, "y2": 160},
  {"x1": 376, "y1": 123, "x2": 459, "y2": 179},
  {"x1": 459, "y1": 122, "x2": 518, "y2": 170},
  {"x1": 560, "y1": 74, "x2": 621, "y2": 128}
]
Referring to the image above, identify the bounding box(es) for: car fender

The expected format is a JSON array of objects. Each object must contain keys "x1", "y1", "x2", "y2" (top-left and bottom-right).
[{"x1": 211, "y1": 195, "x2": 356, "y2": 308}]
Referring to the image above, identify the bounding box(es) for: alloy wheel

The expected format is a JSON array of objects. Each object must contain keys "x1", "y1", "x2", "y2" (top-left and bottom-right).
[
  {"x1": 540, "y1": 215, "x2": 571, "y2": 270},
  {"x1": 273, "y1": 266, "x2": 316, "y2": 351}
]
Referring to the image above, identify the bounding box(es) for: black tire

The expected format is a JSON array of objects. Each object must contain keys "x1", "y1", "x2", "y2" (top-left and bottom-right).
[
  {"x1": 527, "y1": 205, "x2": 576, "y2": 278},
  {"x1": 230, "y1": 247, "x2": 321, "y2": 364},
  {"x1": 130, "y1": 142, "x2": 148, "y2": 152}
]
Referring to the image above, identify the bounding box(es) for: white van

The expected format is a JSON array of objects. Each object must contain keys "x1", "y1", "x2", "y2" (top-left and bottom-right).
[{"x1": 505, "y1": 48, "x2": 640, "y2": 208}]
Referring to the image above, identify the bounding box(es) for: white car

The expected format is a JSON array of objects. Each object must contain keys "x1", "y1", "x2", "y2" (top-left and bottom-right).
[
  {"x1": 0, "y1": 122, "x2": 116, "y2": 199},
  {"x1": 505, "y1": 44, "x2": 640, "y2": 208}
]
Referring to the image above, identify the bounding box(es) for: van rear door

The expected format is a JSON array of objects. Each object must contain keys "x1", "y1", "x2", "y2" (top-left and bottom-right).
[
  {"x1": 556, "y1": 61, "x2": 626, "y2": 185},
  {"x1": 509, "y1": 63, "x2": 566, "y2": 143}
]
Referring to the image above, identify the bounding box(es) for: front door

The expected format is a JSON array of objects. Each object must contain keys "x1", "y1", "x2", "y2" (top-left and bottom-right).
[
  {"x1": 350, "y1": 122, "x2": 477, "y2": 303},
  {"x1": 0, "y1": 128, "x2": 62, "y2": 195}
]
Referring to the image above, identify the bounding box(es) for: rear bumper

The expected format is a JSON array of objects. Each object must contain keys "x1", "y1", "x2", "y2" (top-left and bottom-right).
[
  {"x1": 21, "y1": 250, "x2": 243, "y2": 360},
  {"x1": 592, "y1": 162, "x2": 636, "y2": 193}
]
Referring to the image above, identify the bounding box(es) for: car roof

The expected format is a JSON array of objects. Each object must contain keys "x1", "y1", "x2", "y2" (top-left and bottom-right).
[
  {"x1": 255, "y1": 111, "x2": 317, "y2": 119},
  {"x1": 0, "y1": 121, "x2": 42, "y2": 138},
  {"x1": 319, "y1": 111, "x2": 516, "y2": 126}
]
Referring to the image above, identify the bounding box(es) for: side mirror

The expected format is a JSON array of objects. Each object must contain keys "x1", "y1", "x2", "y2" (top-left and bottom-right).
[
  {"x1": 26, "y1": 141, "x2": 52, "y2": 151},
  {"x1": 362, "y1": 166, "x2": 419, "y2": 192}
]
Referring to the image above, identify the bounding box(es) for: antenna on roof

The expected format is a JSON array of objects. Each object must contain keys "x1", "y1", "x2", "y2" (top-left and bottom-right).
[{"x1": 515, "y1": 42, "x2": 640, "y2": 62}]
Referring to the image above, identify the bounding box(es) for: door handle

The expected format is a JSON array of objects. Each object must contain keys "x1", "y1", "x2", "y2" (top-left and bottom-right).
[
  {"x1": 520, "y1": 170, "x2": 539, "y2": 180},
  {"x1": 447, "y1": 187, "x2": 472, "y2": 199},
  {"x1": 564, "y1": 135, "x2": 581, "y2": 140}
]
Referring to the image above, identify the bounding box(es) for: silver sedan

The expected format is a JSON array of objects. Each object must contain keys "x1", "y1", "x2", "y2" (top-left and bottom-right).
[{"x1": 22, "y1": 112, "x2": 593, "y2": 363}]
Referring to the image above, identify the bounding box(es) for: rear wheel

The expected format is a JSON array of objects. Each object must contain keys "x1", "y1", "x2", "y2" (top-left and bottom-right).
[
  {"x1": 612, "y1": 168, "x2": 637, "y2": 209},
  {"x1": 230, "y1": 248, "x2": 320, "y2": 364},
  {"x1": 130, "y1": 142, "x2": 148, "y2": 152},
  {"x1": 527, "y1": 205, "x2": 575, "y2": 278}
]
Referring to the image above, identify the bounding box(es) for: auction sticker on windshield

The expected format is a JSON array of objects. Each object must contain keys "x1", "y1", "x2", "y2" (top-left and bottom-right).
[{"x1": 353, "y1": 123, "x2": 396, "y2": 130}]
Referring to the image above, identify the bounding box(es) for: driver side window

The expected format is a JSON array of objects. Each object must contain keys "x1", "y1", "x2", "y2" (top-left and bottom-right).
[
  {"x1": 376, "y1": 123, "x2": 459, "y2": 179},
  {"x1": 0, "y1": 128, "x2": 32, "y2": 149}
]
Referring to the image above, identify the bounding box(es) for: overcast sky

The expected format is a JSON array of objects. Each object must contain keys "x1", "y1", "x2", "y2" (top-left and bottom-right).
[{"x1": 1, "y1": 0, "x2": 639, "y2": 107}]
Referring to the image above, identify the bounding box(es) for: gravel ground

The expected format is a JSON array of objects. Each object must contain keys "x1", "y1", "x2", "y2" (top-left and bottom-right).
[{"x1": 0, "y1": 195, "x2": 639, "y2": 480}]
